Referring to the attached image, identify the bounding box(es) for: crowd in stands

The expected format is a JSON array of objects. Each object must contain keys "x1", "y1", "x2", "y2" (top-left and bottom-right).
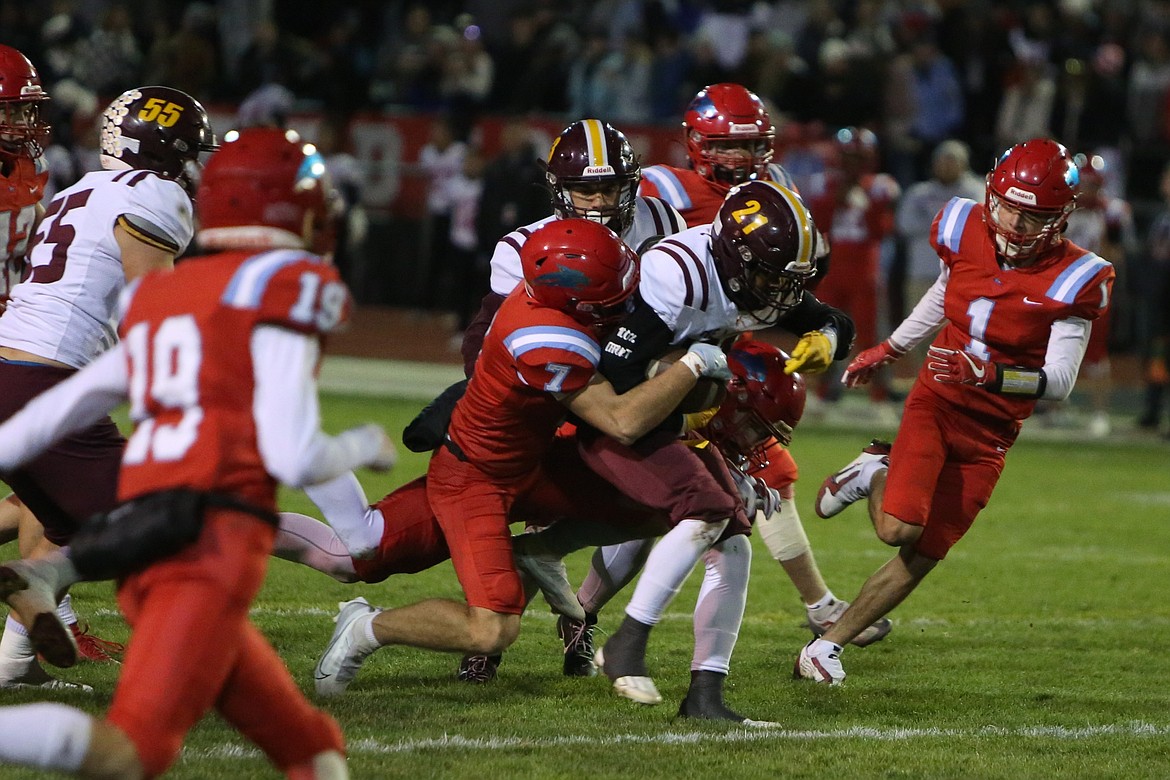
[{"x1": 5, "y1": 0, "x2": 1170, "y2": 431}]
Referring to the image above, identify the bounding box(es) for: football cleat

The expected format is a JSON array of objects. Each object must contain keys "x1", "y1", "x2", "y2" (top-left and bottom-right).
[
  {"x1": 511, "y1": 535, "x2": 586, "y2": 622},
  {"x1": 814, "y1": 439, "x2": 891, "y2": 519},
  {"x1": 594, "y1": 645, "x2": 662, "y2": 705},
  {"x1": 314, "y1": 597, "x2": 380, "y2": 698},
  {"x1": 70, "y1": 622, "x2": 125, "y2": 663},
  {"x1": 807, "y1": 599, "x2": 892, "y2": 647},
  {"x1": 457, "y1": 654, "x2": 501, "y2": 683},
  {"x1": 0, "y1": 559, "x2": 77, "y2": 668},
  {"x1": 793, "y1": 639, "x2": 845, "y2": 685},
  {"x1": 557, "y1": 614, "x2": 597, "y2": 677},
  {"x1": 0, "y1": 660, "x2": 93, "y2": 693},
  {"x1": 676, "y1": 695, "x2": 778, "y2": 727}
]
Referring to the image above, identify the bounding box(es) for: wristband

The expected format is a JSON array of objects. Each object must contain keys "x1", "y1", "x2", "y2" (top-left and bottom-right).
[
  {"x1": 990, "y1": 365, "x2": 1047, "y2": 398},
  {"x1": 677, "y1": 352, "x2": 704, "y2": 378}
]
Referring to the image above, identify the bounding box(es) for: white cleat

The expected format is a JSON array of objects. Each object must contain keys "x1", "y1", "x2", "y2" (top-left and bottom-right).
[
  {"x1": 793, "y1": 640, "x2": 845, "y2": 685},
  {"x1": 0, "y1": 557, "x2": 78, "y2": 668},
  {"x1": 814, "y1": 439, "x2": 891, "y2": 519},
  {"x1": 594, "y1": 646, "x2": 662, "y2": 705},
  {"x1": 807, "y1": 599, "x2": 892, "y2": 647},
  {"x1": 314, "y1": 597, "x2": 380, "y2": 698}
]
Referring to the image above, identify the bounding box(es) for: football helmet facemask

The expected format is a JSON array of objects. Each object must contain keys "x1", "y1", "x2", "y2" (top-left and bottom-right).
[
  {"x1": 684, "y1": 83, "x2": 775, "y2": 186},
  {"x1": 0, "y1": 44, "x2": 50, "y2": 161},
  {"x1": 544, "y1": 119, "x2": 641, "y2": 235},
  {"x1": 711, "y1": 180, "x2": 817, "y2": 326},
  {"x1": 985, "y1": 138, "x2": 1079, "y2": 266},
  {"x1": 521, "y1": 218, "x2": 640, "y2": 329},
  {"x1": 99, "y1": 86, "x2": 219, "y2": 196},
  {"x1": 196, "y1": 127, "x2": 341, "y2": 256}
]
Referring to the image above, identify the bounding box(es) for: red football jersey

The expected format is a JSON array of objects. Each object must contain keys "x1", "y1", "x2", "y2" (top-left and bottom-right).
[
  {"x1": 926, "y1": 197, "x2": 1115, "y2": 421},
  {"x1": 639, "y1": 163, "x2": 798, "y2": 228},
  {"x1": 0, "y1": 155, "x2": 47, "y2": 303},
  {"x1": 116, "y1": 249, "x2": 350, "y2": 508},
  {"x1": 449, "y1": 290, "x2": 600, "y2": 478}
]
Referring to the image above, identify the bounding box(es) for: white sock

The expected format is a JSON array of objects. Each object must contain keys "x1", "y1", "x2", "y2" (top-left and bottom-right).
[
  {"x1": 624, "y1": 518, "x2": 728, "y2": 626},
  {"x1": 0, "y1": 703, "x2": 93, "y2": 771},
  {"x1": 275, "y1": 513, "x2": 359, "y2": 582},
  {"x1": 56, "y1": 593, "x2": 78, "y2": 626},
  {"x1": 692, "y1": 535, "x2": 751, "y2": 674},
  {"x1": 806, "y1": 591, "x2": 837, "y2": 611},
  {"x1": 304, "y1": 472, "x2": 384, "y2": 558},
  {"x1": 0, "y1": 615, "x2": 35, "y2": 682},
  {"x1": 576, "y1": 539, "x2": 653, "y2": 615}
]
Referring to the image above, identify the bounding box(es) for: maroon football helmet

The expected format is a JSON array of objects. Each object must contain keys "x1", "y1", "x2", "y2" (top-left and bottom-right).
[
  {"x1": 703, "y1": 337, "x2": 806, "y2": 461},
  {"x1": 985, "y1": 138, "x2": 1079, "y2": 266},
  {"x1": 684, "y1": 83, "x2": 775, "y2": 185},
  {"x1": 99, "y1": 86, "x2": 219, "y2": 195},
  {"x1": 711, "y1": 180, "x2": 817, "y2": 325},
  {"x1": 197, "y1": 127, "x2": 340, "y2": 255},
  {"x1": 545, "y1": 119, "x2": 641, "y2": 234},
  {"x1": 0, "y1": 44, "x2": 50, "y2": 160},
  {"x1": 521, "y1": 218, "x2": 640, "y2": 328}
]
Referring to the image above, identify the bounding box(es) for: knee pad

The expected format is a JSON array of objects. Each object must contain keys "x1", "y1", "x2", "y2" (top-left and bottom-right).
[{"x1": 756, "y1": 500, "x2": 810, "y2": 562}]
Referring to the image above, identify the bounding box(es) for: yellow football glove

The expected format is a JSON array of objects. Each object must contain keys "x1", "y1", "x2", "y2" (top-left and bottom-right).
[
  {"x1": 681, "y1": 405, "x2": 721, "y2": 434},
  {"x1": 785, "y1": 330, "x2": 833, "y2": 375}
]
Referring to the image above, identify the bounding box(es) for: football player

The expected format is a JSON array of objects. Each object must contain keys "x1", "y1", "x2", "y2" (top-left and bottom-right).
[
  {"x1": 0, "y1": 125, "x2": 397, "y2": 779},
  {"x1": 309, "y1": 218, "x2": 733, "y2": 700},
  {"x1": 799, "y1": 139, "x2": 1114, "y2": 684},
  {"x1": 637, "y1": 82, "x2": 798, "y2": 228}
]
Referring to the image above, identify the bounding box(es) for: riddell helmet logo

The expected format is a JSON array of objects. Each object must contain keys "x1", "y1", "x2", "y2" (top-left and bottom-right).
[
  {"x1": 729, "y1": 123, "x2": 759, "y2": 135},
  {"x1": 1005, "y1": 186, "x2": 1037, "y2": 205},
  {"x1": 583, "y1": 165, "x2": 615, "y2": 176}
]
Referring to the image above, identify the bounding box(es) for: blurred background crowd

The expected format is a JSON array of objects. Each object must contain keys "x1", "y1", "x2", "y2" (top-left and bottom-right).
[{"x1": 5, "y1": 0, "x2": 1170, "y2": 434}]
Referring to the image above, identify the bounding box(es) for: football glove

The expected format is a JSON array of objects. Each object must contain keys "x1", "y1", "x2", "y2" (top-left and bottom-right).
[
  {"x1": 729, "y1": 466, "x2": 783, "y2": 517},
  {"x1": 926, "y1": 346, "x2": 994, "y2": 387},
  {"x1": 842, "y1": 340, "x2": 904, "y2": 388},
  {"x1": 679, "y1": 342, "x2": 733, "y2": 380},
  {"x1": 681, "y1": 406, "x2": 721, "y2": 434},
  {"x1": 785, "y1": 330, "x2": 834, "y2": 375}
]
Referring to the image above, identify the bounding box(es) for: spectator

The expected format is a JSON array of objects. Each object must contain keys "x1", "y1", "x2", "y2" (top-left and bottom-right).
[
  {"x1": 417, "y1": 114, "x2": 467, "y2": 315},
  {"x1": 145, "y1": 2, "x2": 220, "y2": 102},
  {"x1": 475, "y1": 117, "x2": 546, "y2": 253},
  {"x1": 447, "y1": 145, "x2": 487, "y2": 338},
  {"x1": 235, "y1": 18, "x2": 322, "y2": 100},
  {"x1": 316, "y1": 116, "x2": 368, "y2": 290},
  {"x1": 73, "y1": 2, "x2": 141, "y2": 96},
  {"x1": 441, "y1": 14, "x2": 494, "y2": 117},
  {"x1": 1137, "y1": 161, "x2": 1170, "y2": 433},
  {"x1": 994, "y1": 49, "x2": 1057, "y2": 151}
]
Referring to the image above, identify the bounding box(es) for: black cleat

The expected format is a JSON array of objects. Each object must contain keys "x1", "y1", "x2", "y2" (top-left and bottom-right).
[
  {"x1": 557, "y1": 613, "x2": 597, "y2": 677},
  {"x1": 457, "y1": 653, "x2": 501, "y2": 683}
]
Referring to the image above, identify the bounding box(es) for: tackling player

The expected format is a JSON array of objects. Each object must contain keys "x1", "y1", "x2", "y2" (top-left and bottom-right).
[
  {"x1": 0, "y1": 125, "x2": 396, "y2": 779},
  {"x1": 798, "y1": 139, "x2": 1114, "y2": 684}
]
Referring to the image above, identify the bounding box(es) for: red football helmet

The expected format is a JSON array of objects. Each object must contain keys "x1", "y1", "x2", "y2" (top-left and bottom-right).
[
  {"x1": 545, "y1": 119, "x2": 641, "y2": 234},
  {"x1": 521, "y1": 218, "x2": 640, "y2": 328},
  {"x1": 0, "y1": 44, "x2": 50, "y2": 160},
  {"x1": 196, "y1": 127, "x2": 340, "y2": 255},
  {"x1": 985, "y1": 138, "x2": 1079, "y2": 265},
  {"x1": 684, "y1": 83, "x2": 775, "y2": 186},
  {"x1": 711, "y1": 180, "x2": 817, "y2": 325},
  {"x1": 99, "y1": 86, "x2": 219, "y2": 195},
  {"x1": 834, "y1": 126, "x2": 879, "y2": 175},
  {"x1": 703, "y1": 337, "x2": 806, "y2": 460}
]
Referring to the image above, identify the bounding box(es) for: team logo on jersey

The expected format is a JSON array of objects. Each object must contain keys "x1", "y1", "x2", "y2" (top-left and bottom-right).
[
  {"x1": 583, "y1": 165, "x2": 615, "y2": 176},
  {"x1": 1005, "y1": 186, "x2": 1037, "y2": 205},
  {"x1": 535, "y1": 264, "x2": 591, "y2": 289}
]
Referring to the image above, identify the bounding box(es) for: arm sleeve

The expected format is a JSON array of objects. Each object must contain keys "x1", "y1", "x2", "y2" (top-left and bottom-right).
[
  {"x1": 597, "y1": 296, "x2": 676, "y2": 393},
  {"x1": 0, "y1": 346, "x2": 128, "y2": 472},
  {"x1": 777, "y1": 293, "x2": 856, "y2": 360},
  {"x1": 252, "y1": 325, "x2": 384, "y2": 487},
  {"x1": 1040, "y1": 317, "x2": 1091, "y2": 401},
  {"x1": 888, "y1": 268, "x2": 949, "y2": 351},
  {"x1": 461, "y1": 291, "x2": 505, "y2": 377}
]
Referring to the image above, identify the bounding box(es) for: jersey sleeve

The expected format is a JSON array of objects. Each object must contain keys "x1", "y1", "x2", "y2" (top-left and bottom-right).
[
  {"x1": 489, "y1": 217, "x2": 555, "y2": 296},
  {"x1": 638, "y1": 166, "x2": 693, "y2": 213},
  {"x1": 637, "y1": 243, "x2": 691, "y2": 332},
  {"x1": 503, "y1": 325, "x2": 599, "y2": 394},
  {"x1": 222, "y1": 250, "x2": 352, "y2": 335},
  {"x1": 1048, "y1": 252, "x2": 1115, "y2": 322},
  {"x1": 116, "y1": 175, "x2": 195, "y2": 255},
  {"x1": 929, "y1": 196, "x2": 978, "y2": 271}
]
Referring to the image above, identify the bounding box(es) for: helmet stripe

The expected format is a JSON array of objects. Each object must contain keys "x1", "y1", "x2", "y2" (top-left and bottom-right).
[
  {"x1": 764, "y1": 181, "x2": 813, "y2": 265},
  {"x1": 583, "y1": 119, "x2": 607, "y2": 168}
]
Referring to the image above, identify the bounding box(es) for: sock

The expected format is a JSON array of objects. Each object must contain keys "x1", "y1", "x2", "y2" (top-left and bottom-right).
[
  {"x1": 304, "y1": 472, "x2": 383, "y2": 558},
  {"x1": 806, "y1": 591, "x2": 837, "y2": 611},
  {"x1": 275, "y1": 513, "x2": 359, "y2": 582},
  {"x1": 624, "y1": 518, "x2": 727, "y2": 626},
  {"x1": 0, "y1": 615, "x2": 35, "y2": 682},
  {"x1": 56, "y1": 593, "x2": 78, "y2": 627},
  {"x1": 692, "y1": 535, "x2": 750, "y2": 674},
  {"x1": 577, "y1": 539, "x2": 653, "y2": 615},
  {"x1": 0, "y1": 703, "x2": 93, "y2": 771}
]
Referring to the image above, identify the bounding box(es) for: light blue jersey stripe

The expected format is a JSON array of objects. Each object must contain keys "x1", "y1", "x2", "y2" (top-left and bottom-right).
[
  {"x1": 1047, "y1": 253, "x2": 1110, "y2": 303},
  {"x1": 938, "y1": 197, "x2": 975, "y2": 253},
  {"x1": 642, "y1": 167, "x2": 692, "y2": 210},
  {"x1": 504, "y1": 326, "x2": 600, "y2": 365},
  {"x1": 221, "y1": 249, "x2": 315, "y2": 308}
]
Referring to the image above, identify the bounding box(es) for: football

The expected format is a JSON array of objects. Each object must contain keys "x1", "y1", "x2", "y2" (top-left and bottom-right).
[{"x1": 645, "y1": 347, "x2": 729, "y2": 414}]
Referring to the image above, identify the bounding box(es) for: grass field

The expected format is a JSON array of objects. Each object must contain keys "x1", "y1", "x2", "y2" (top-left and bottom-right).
[{"x1": 3, "y1": 393, "x2": 1169, "y2": 779}]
